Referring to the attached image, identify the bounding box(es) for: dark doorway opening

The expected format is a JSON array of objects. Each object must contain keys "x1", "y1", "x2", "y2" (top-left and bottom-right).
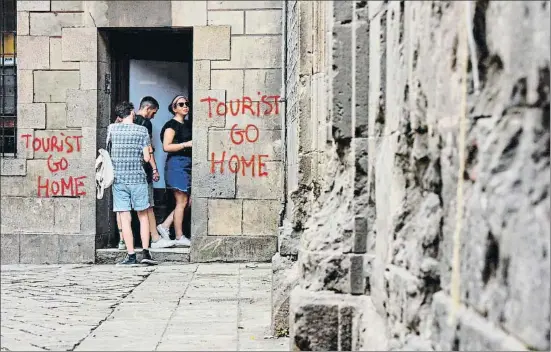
[{"x1": 98, "y1": 28, "x2": 193, "y2": 249}]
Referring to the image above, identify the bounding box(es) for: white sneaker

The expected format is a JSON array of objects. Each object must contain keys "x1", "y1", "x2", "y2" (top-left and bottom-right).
[
  {"x1": 156, "y1": 225, "x2": 171, "y2": 240},
  {"x1": 174, "y1": 236, "x2": 191, "y2": 247},
  {"x1": 151, "y1": 237, "x2": 176, "y2": 249}
]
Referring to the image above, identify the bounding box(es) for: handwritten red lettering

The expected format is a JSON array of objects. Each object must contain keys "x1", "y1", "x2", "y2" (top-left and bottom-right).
[
  {"x1": 37, "y1": 176, "x2": 88, "y2": 197},
  {"x1": 46, "y1": 155, "x2": 69, "y2": 173},
  {"x1": 199, "y1": 94, "x2": 281, "y2": 118},
  {"x1": 21, "y1": 134, "x2": 32, "y2": 148},
  {"x1": 210, "y1": 153, "x2": 269, "y2": 177},
  {"x1": 230, "y1": 124, "x2": 259, "y2": 145}
]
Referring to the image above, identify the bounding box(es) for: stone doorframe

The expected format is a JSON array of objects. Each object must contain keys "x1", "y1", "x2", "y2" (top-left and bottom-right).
[{"x1": 96, "y1": 25, "x2": 278, "y2": 262}]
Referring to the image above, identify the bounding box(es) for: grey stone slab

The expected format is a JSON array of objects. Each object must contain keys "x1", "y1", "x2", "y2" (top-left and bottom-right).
[
  {"x1": 58, "y1": 235, "x2": 94, "y2": 264},
  {"x1": 1, "y1": 234, "x2": 19, "y2": 264},
  {"x1": 95, "y1": 248, "x2": 190, "y2": 265},
  {"x1": 19, "y1": 234, "x2": 59, "y2": 264},
  {"x1": 190, "y1": 235, "x2": 277, "y2": 262}
]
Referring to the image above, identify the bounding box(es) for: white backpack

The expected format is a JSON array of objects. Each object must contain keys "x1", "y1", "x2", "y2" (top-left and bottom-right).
[{"x1": 95, "y1": 125, "x2": 115, "y2": 199}]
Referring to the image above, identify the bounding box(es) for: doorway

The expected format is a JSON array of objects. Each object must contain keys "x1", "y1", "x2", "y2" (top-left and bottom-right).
[{"x1": 97, "y1": 28, "x2": 193, "y2": 248}]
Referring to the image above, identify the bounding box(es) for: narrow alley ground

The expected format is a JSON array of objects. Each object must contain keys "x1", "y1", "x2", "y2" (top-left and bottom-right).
[{"x1": 0, "y1": 263, "x2": 288, "y2": 351}]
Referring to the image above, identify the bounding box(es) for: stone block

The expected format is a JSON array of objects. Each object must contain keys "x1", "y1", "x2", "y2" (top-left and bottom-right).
[
  {"x1": 46, "y1": 103, "x2": 67, "y2": 129},
  {"x1": 17, "y1": 69, "x2": 33, "y2": 104},
  {"x1": 16, "y1": 36, "x2": 49, "y2": 69},
  {"x1": 17, "y1": 129, "x2": 34, "y2": 159},
  {"x1": 59, "y1": 235, "x2": 95, "y2": 264},
  {"x1": 208, "y1": 199, "x2": 242, "y2": 236},
  {"x1": 62, "y1": 27, "x2": 98, "y2": 62},
  {"x1": 211, "y1": 70, "x2": 244, "y2": 101},
  {"x1": 300, "y1": 251, "x2": 352, "y2": 294},
  {"x1": 192, "y1": 125, "x2": 208, "y2": 162},
  {"x1": 236, "y1": 161, "x2": 281, "y2": 199},
  {"x1": 30, "y1": 12, "x2": 83, "y2": 36},
  {"x1": 208, "y1": 129, "x2": 282, "y2": 162},
  {"x1": 191, "y1": 197, "x2": 208, "y2": 237},
  {"x1": 51, "y1": 1, "x2": 84, "y2": 11},
  {"x1": 0, "y1": 197, "x2": 55, "y2": 234},
  {"x1": 245, "y1": 10, "x2": 282, "y2": 34},
  {"x1": 242, "y1": 200, "x2": 279, "y2": 236},
  {"x1": 194, "y1": 26, "x2": 231, "y2": 60},
  {"x1": 79, "y1": 127, "x2": 97, "y2": 162},
  {"x1": 172, "y1": 0, "x2": 207, "y2": 26},
  {"x1": 271, "y1": 253, "x2": 298, "y2": 334},
  {"x1": 224, "y1": 101, "x2": 283, "y2": 130},
  {"x1": 193, "y1": 60, "x2": 211, "y2": 90},
  {"x1": 289, "y1": 288, "x2": 339, "y2": 351},
  {"x1": 19, "y1": 234, "x2": 59, "y2": 264},
  {"x1": 80, "y1": 62, "x2": 97, "y2": 90},
  {"x1": 1, "y1": 234, "x2": 20, "y2": 264},
  {"x1": 0, "y1": 158, "x2": 26, "y2": 176},
  {"x1": 194, "y1": 89, "x2": 226, "y2": 128},
  {"x1": 54, "y1": 198, "x2": 80, "y2": 233},
  {"x1": 103, "y1": 1, "x2": 171, "y2": 27},
  {"x1": 211, "y1": 36, "x2": 281, "y2": 69},
  {"x1": 243, "y1": 69, "x2": 282, "y2": 97},
  {"x1": 208, "y1": 1, "x2": 282, "y2": 10},
  {"x1": 431, "y1": 292, "x2": 527, "y2": 351},
  {"x1": 50, "y1": 37, "x2": 80, "y2": 70},
  {"x1": 278, "y1": 219, "x2": 299, "y2": 256},
  {"x1": 66, "y1": 89, "x2": 97, "y2": 127},
  {"x1": 33, "y1": 71, "x2": 80, "y2": 103},
  {"x1": 192, "y1": 161, "x2": 236, "y2": 198},
  {"x1": 208, "y1": 10, "x2": 244, "y2": 34},
  {"x1": 17, "y1": 12, "x2": 29, "y2": 35},
  {"x1": 18, "y1": 103, "x2": 46, "y2": 129},
  {"x1": 190, "y1": 235, "x2": 277, "y2": 262},
  {"x1": 349, "y1": 254, "x2": 365, "y2": 295},
  {"x1": 17, "y1": 1, "x2": 50, "y2": 11}
]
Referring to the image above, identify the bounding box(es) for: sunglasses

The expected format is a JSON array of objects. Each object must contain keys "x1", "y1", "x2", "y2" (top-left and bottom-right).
[{"x1": 176, "y1": 101, "x2": 190, "y2": 108}]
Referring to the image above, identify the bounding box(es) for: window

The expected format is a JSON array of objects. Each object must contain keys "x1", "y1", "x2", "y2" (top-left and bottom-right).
[{"x1": 1, "y1": 0, "x2": 17, "y2": 156}]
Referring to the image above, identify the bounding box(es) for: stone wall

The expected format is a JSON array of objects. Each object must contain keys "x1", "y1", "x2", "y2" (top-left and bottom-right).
[
  {"x1": 285, "y1": 1, "x2": 550, "y2": 351},
  {"x1": 1, "y1": 0, "x2": 285, "y2": 264}
]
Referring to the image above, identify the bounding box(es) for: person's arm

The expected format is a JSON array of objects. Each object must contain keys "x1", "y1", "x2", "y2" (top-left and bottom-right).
[
  {"x1": 141, "y1": 131, "x2": 151, "y2": 163},
  {"x1": 163, "y1": 128, "x2": 192, "y2": 152},
  {"x1": 148, "y1": 145, "x2": 160, "y2": 181}
]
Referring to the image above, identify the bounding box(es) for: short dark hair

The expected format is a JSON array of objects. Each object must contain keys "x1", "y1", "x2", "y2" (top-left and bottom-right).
[
  {"x1": 114, "y1": 101, "x2": 134, "y2": 119},
  {"x1": 140, "y1": 96, "x2": 159, "y2": 110}
]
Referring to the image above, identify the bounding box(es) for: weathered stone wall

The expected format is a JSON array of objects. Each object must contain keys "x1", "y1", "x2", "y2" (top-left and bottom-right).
[
  {"x1": 1, "y1": 0, "x2": 285, "y2": 264},
  {"x1": 271, "y1": 0, "x2": 330, "y2": 336},
  {"x1": 286, "y1": 1, "x2": 550, "y2": 351}
]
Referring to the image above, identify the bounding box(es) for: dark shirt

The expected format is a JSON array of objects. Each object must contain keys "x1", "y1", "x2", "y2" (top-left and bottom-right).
[
  {"x1": 160, "y1": 116, "x2": 192, "y2": 158},
  {"x1": 134, "y1": 114, "x2": 154, "y2": 183}
]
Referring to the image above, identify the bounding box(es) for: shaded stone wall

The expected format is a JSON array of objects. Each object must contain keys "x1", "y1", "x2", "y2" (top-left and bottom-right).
[
  {"x1": 285, "y1": 1, "x2": 550, "y2": 351},
  {"x1": 1, "y1": 0, "x2": 285, "y2": 264}
]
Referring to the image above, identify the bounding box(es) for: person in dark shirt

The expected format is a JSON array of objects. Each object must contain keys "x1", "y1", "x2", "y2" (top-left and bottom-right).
[
  {"x1": 133, "y1": 96, "x2": 175, "y2": 249},
  {"x1": 157, "y1": 95, "x2": 192, "y2": 247}
]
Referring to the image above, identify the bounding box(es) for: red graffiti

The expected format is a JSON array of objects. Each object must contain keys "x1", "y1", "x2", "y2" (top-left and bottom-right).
[
  {"x1": 20, "y1": 133, "x2": 82, "y2": 153},
  {"x1": 46, "y1": 155, "x2": 69, "y2": 172},
  {"x1": 200, "y1": 93, "x2": 280, "y2": 118},
  {"x1": 37, "y1": 175, "x2": 87, "y2": 197},
  {"x1": 211, "y1": 152, "x2": 268, "y2": 177},
  {"x1": 230, "y1": 124, "x2": 259, "y2": 145}
]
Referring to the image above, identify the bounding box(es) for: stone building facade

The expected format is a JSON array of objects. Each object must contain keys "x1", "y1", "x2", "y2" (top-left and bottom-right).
[
  {"x1": 275, "y1": 1, "x2": 550, "y2": 351},
  {"x1": 0, "y1": 0, "x2": 284, "y2": 264}
]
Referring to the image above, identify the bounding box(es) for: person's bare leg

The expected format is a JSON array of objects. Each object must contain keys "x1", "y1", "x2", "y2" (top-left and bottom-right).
[
  {"x1": 120, "y1": 211, "x2": 134, "y2": 253},
  {"x1": 173, "y1": 191, "x2": 188, "y2": 239},
  {"x1": 137, "y1": 209, "x2": 150, "y2": 249},
  {"x1": 147, "y1": 207, "x2": 162, "y2": 242},
  {"x1": 160, "y1": 210, "x2": 174, "y2": 230}
]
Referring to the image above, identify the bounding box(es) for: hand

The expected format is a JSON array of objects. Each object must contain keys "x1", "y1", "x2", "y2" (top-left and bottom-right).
[{"x1": 152, "y1": 169, "x2": 160, "y2": 182}]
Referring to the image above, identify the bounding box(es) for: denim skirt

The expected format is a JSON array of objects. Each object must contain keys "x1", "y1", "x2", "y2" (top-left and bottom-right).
[{"x1": 165, "y1": 155, "x2": 192, "y2": 193}]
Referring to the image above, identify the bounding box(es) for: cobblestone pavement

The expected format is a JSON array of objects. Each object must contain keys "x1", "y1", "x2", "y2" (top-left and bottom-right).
[{"x1": 1, "y1": 263, "x2": 289, "y2": 351}]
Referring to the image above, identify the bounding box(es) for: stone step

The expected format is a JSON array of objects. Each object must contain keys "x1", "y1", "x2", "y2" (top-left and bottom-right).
[{"x1": 96, "y1": 247, "x2": 190, "y2": 264}]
